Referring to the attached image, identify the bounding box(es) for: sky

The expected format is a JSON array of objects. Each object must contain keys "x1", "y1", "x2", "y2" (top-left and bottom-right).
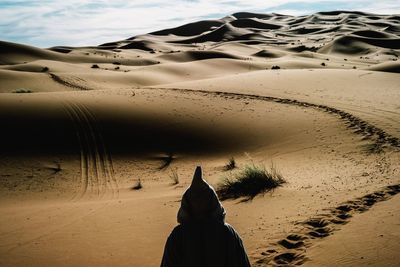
[{"x1": 0, "y1": 0, "x2": 399, "y2": 48}]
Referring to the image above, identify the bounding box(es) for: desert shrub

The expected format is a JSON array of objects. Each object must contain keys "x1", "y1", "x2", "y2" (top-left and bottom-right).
[
  {"x1": 12, "y1": 88, "x2": 32, "y2": 93},
  {"x1": 169, "y1": 168, "x2": 179, "y2": 185},
  {"x1": 41, "y1": 66, "x2": 49, "y2": 72},
  {"x1": 159, "y1": 153, "x2": 174, "y2": 170},
  {"x1": 217, "y1": 164, "x2": 285, "y2": 200},
  {"x1": 91, "y1": 64, "x2": 100, "y2": 69},
  {"x1": 132, "y1": 179, "x2": 142, "y2": 190},
  {"x1": 48, "y1": 163, "x2": 62, "y2": 173},
  {"x1": 271, "y1": 65, "x2": 281, "y2": 70},
  {"x1": 224, "y1": 157, "x2": 236, "y2": 171},
  {"x1": 321, "y1": 62, "x2": 326, "y2": 66}
]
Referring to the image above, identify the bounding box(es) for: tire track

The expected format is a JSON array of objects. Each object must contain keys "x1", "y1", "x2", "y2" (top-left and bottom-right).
[
  {"x1": 253, "y1": 184, "x2": 400, "y2": 266},
  {"x1": 63, "y1": 104, "x2": 90, "y2": 199},
  {"x1": 79, "y1": 104, "x2": 119, "y2": 198},
  {"x1": 71, "y1": 103, "x2": 101, "y2": 197},
  {"x1": 63, "y1": 101, "x2": 119, "y2": 199},
  {"x1": 148, "y1": 87, "x2": 400, "y2": 151}
]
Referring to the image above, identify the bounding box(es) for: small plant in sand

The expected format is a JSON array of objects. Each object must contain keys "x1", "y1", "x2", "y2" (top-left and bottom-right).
[
  {"x1": 47, "y1": 163, "x2": 62, "y2": 173},
  {"x1": 169, "y1": 168, "x2": 179, "y2": 185},
  {"x1": 224, "y1": 157, "x2": 236, "y2": 171},
  {"x1": 158, "y1": 153, "x2": 174, "y2": 170},
  {"x1": 132, "y1": 179, "x2": 142, "y2": 190},
  {"x1": 271, "y1": 65, "x2": 281, "y2": 70},
  {"x1": 12, "y1": 88, "x2": 32, "y2": 93},
  {"x1": 91, "y1": 64, "x2": 100, "y2": 69},
  {"x1": 217, "y1": 164, "x2": 285, "y2": 200}
]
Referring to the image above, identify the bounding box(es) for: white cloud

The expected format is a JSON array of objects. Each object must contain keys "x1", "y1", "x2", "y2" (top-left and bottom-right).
[{"x1": 0, "y1": 0, "x2": 399, "y2": 47}]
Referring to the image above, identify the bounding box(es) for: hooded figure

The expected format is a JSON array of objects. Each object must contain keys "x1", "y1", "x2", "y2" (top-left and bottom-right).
[{"x1": 160, "y1": 166, "x2": 251, "y2": 267}]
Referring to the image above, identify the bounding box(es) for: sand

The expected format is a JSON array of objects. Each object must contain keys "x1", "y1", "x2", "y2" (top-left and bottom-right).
[{"x1": 0, "y1": 11, "x2": 399, "y2": 266}]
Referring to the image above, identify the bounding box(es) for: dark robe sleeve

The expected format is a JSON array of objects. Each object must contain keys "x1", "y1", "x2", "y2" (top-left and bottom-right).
[
  {"x1": 225, "y1": 224, "x2": 251, "y2": 267},
  {"x1": 160, "y1": 226, "x2": 182, "y2": 267}
]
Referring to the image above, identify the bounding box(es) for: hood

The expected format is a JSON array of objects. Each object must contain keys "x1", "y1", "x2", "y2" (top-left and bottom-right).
[{"x1": 177, "y1": 166, "x2": 226, "y2": 224}]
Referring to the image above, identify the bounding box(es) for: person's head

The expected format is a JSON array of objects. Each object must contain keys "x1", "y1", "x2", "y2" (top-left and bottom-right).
[{"x1": 177, "y1": 166, "x2": 225, "y2": 224}]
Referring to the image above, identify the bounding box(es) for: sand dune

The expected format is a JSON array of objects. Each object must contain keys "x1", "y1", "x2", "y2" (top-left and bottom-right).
[
  {"x1": 151, "y1": 20, "x2": 224, "y2": 36},
  {"x1": 0, "y1": 40, "x2": 66, "y2": 64},
  {"x1": 0, "y1": 10, "x2": 399, "y2": 267}
]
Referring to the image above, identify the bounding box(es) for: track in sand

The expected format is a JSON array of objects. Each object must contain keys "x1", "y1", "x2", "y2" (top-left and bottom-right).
[{"x1": 63, "y1": 101, "x2": 119, "y2": 200}]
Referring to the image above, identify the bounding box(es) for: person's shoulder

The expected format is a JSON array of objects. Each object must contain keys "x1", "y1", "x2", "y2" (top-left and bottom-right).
[
  {"x1": 170, "y1": 224, "x2": 183, "y2": 235},
  {"x1": 222, "y1": 222, "x2": 236, "y2": 231},
  {"x1": 221, "y1": 223, "x2": 239, "y2": 235},
  {"x1": 167, "y1": 224, "x2": 184, "y2": 241}
]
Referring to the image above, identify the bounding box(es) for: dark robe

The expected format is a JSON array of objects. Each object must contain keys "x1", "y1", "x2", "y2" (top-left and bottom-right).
[
  {"x1": 161, "y1": 222, "x2": 250, "y2": 267},
  {"x1": 160, "y1": 166, "x2": 251, "y2": 267}
]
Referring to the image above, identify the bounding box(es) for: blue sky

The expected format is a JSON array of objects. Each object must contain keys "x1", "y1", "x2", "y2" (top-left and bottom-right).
[{"x1": 0, "y1": 0, "x2": 399, "y2": 47}]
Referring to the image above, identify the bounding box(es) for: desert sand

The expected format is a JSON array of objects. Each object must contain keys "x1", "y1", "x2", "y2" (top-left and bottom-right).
[{"x1": 0, "y1": 11, "x2": 399, "y2": 266}]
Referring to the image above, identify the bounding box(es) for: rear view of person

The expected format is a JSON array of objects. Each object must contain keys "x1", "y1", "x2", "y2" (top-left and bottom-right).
[{"x1": 161, "y1": 166, "x2": 251, "y2": 267}]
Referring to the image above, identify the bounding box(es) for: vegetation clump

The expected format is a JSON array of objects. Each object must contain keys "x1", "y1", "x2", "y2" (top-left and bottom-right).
[
  {"x1": 217, "y1": 164, "x2": 285, "y2": 200},
  {"x1": 91, "y1": 64, "x2": 100, "y2": 69},
  {"x1": 12, "y1": 88, "x2": 32, "y2": 93},
  {"x1": 271, "y1": 65, "x2": 281, "y2": 70},
  {"x1": 158, "y1": 153, "x2": 174, "y2": 170},
  {"x1": 224, "y1": 157, "x2": 236, "y2": 171},
  {"x1": 132, "y1": 179, "x2": 142, "y2": 190},
  {"x1": 169, "y1": 168, "x2": 179, "y2": 185}
]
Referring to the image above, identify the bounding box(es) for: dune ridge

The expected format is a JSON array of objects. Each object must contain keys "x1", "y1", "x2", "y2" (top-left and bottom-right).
[{"x1": 1, "y1": 11, "x2": 399, "y2": 73}]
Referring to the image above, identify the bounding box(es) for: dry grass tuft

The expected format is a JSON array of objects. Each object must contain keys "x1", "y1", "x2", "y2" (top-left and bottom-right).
[
  {"x1": 132, "y1": 179, "x2": 143, "y2": 190},
  {"x1": 217, "y1": 164, "x2": 285, "y2": 200}
]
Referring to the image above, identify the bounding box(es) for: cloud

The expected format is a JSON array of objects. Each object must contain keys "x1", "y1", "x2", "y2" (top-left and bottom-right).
[{"x1": 0, "y1": 0, "x2": 399, "y2": 47}]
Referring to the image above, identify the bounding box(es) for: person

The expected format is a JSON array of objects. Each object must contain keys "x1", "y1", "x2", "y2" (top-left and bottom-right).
[{"x1": 160, "y1": 166, "x2": 251, "y2": 267}]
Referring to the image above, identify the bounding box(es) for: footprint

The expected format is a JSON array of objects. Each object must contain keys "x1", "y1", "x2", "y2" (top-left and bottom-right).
[
  {"x1": 336, "y1": 204, "x2": 353, "y2": 212},
  {"x1": 363, "y1": 197, "x2": 377, "y2": 206},
  {"x1": 387, "y1": 185, "x2": 400, "y2": 193},
  {"x1": 261, "y1": 249, "x2": 277, "y2": 256},
  {"x1": 330, "y1": 218, "x2": 348, "y2": 225},
  {"x1": 308, "y1": 227, "x2": 331, "y2": 238},
  {"x1": 304, "y1": 218, "x2": 330, "y2": 228},
  {"x1": 278, "y1": 239, "x2": 305, "y2": 249},
  {"x1": 336, "y1": 212, "x2": 352, "y2": 220},
  {"x1": 287, "y1": 234, "x2": 308, "y2": 241},
  {"x1": 273, "y1": 252, "x2": 305, "y2": 265}
]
